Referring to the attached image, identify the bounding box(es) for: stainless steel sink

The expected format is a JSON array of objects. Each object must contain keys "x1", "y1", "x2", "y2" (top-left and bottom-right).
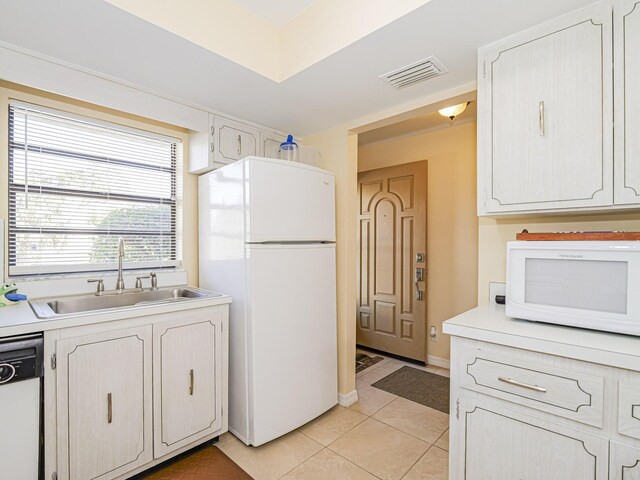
[{"x1": 29, "y1": 287, "x2": 222, "y2": 319}]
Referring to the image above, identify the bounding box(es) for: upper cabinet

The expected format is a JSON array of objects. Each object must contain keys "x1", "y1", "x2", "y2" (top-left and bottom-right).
[
  {"x1": 188, "y1": 114, "x2": 291, "y2": 174},
  {"x1": 260, "y1": 131, "x2": 286, "y2": 160},
  {"x1": 477, "y1": 1, "x2": 626, "y2": 215},
  {"x1": 216, "y1": 116, "x2": 258, "y2": 165},
  {"x1": 478, "y1": 2, "x2": 613, "y2": 214},
  {"x1": 615, "y1": 0, "x2": 640, "y2": 204}
]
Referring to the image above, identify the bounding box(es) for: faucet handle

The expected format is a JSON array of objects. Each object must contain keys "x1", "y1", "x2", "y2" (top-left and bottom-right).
[
  {"x1": 87, "y1": 279, "x2": 105, "y2": 296},
  {"x1": 150, "y1": 272, "x2": 159, "y2": 291},
  {"x1": 135, "y1": 275, "x2": 150, "y2": 290}
]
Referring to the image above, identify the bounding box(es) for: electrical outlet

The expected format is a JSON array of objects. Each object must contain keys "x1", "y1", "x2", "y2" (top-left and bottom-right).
[{"x1": 429, "y1": 326, "x2": 438, "y2": 341}]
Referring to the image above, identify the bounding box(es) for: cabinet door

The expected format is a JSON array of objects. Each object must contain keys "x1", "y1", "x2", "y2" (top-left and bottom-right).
[
  {"x1": 455, "y1": 396, "x2": 609, "y2": 479},
  {"x1": 153, "y1": 311, "x2": 225, "y2": 457},
  {"x1": 216, "y1": 117, "x2": 258, "y2": 165},
  {"x1": 259, "y1": 132, "x2": 286, "y2": 159},
  {"x1": 615, "y1": 0, "x2": 640, "y2": 204},
  {"x1": 56, "y1": 326, "x2": 153, "y2": 480},
  {"x1": 478, "y1": 3, "x2": 613, "y2": 214},
  {"x1": 611, "y1": 442, "x2": 640, "y2": 480}
]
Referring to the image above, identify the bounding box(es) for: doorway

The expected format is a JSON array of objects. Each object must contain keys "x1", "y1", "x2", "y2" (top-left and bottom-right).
[{"x1": 356, "y1": 160, "x2": 427, "y2": 362}]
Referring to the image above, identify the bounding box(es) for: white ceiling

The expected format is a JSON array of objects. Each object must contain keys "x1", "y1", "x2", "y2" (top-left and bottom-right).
[
  {"x1": 359, "y1": 101, "x2": 477, "y2": 145},
  {"x1": 0, "y1": 0, "x2": 596, "y2": 136},
  {"x1": 234, "y1": 0, "x2": 318, "y2": 27}
]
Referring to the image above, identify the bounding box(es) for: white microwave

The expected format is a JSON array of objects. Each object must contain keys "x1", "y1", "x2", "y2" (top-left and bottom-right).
[{"x1": 506, "y1": 241, "x2": 640, "y2": 336}]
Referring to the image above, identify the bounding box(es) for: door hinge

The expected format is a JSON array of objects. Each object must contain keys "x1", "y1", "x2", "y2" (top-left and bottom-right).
[
  {"x1": 52, "y1": 471, "x2": 58, "y2": 480},
  {"x1": 483, "y1": 61, "x2": 487, "y2": 79},
  {"x1": 456, "y1": 399, "x2": 460, "y2": 420},
  {"x1": 51, "y1": 354, "x2": 56, "y2": 370}
]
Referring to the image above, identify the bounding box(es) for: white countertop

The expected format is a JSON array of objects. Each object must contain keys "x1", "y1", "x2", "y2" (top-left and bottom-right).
[
  {"x1": 443, "y1": 304, "x2": 640, "y2": 371},
  {"x1": 0, "y1": 290, "x2": 232, "y2": 338}
]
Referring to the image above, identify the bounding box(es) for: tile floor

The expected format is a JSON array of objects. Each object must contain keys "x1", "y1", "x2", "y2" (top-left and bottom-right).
[{"x1": 217, "y1": 351, "x2": 450, "y2": 480}]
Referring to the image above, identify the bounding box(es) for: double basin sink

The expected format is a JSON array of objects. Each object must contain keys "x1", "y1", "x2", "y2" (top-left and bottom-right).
[{"x1": 29, "y1": 286, "x2": 222, "y2": 319}]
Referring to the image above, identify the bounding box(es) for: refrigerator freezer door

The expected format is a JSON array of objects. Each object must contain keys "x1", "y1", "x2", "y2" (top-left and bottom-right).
[
  {"x1": 245, "y1": 158, "x2": 336, "y2": 243},
  {"x1": 246, "y1": 243, "x2": 337, "y2": 446}
]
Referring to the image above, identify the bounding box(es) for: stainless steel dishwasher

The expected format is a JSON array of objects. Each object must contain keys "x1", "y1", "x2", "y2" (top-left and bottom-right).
[{"x1": 0, "y1": 333, "x2": 44, "y2": 480}]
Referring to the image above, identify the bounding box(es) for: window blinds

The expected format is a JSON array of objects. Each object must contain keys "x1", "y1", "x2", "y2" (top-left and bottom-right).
[{"x1": 8, "y1": 101, "x2": 181, "y2": 276}]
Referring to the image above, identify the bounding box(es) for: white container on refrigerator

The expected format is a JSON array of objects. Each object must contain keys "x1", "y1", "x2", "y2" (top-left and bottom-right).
[{"x1": 199, "y1": 156, "x2": 337, "y2": 446}]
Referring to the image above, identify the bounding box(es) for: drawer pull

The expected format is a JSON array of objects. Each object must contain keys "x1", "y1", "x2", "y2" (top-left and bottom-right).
[
  {"x1": 498, "y1": 376, "x2": 547, "y2": 393},
  {"x1": 189, "y1": 368, "x2": 194, "y2": 396}
]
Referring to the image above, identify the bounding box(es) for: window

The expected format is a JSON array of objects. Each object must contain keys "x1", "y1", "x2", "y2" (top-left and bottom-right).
[{"x1": 8, "y1": 101, "x2": 182, "y2": 276}]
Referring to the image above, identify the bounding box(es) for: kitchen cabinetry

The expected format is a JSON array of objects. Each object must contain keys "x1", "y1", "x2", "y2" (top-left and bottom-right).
[
  {"x1": 477, "y1": 1, "x2": 616, "y2": 215},
  {"x1": 56, "y1": 326, "x2": 153, "y2": 480},
  {"x1": 457, "y1": 396, "x2": 609, "y2": 479},
  {"x1": 153, "y1": 313, "x2": 224, "y2": 458},
  {"x1": 216, "y1": 116, "x2": 258, "y2": 165},
  {"x1": 188, "y1": 113, "x2": 291, "y2": 174},
  {"x1": 615, "y1": 0, "x2": 640, "y2": 205},
  {"x1": 611, "y1": 442, "x2": 640, "y2": 479},
  {"x1": 260, "y1": 131, "x2": 286, "y2": 159},
  {"x1": 445, "y1": 307, "x2": 640, "y2": 480},
  {"x1": 49, "y1": 303, "x2": 229, "y2": 480}
]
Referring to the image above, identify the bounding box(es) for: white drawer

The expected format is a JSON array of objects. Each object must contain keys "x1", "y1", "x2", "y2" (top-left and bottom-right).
[
  {"x1": 460, "y1": 346, "x2": 605, "y2": 428},
  {"x1": 618, "y1": 381, "x2": 640, "y2": 441}
]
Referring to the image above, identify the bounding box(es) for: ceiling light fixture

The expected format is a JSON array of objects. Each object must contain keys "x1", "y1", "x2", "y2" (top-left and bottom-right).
[{"x1": 438, "y1": 102, "x2": 470, "y2": 120}]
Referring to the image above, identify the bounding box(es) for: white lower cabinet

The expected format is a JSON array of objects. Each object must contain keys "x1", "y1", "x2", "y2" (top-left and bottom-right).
[
  {"x1": 457, "y1": 396, "x2": 609, "y2": 479},
  {"x1": 153, "y1": 314, "x2": 223, "y2": 458},
  {"x1": 56, "y1": 326, "x2": 153, "y2": 480},
  {"x1": 611, "y1": 441, "x2": 640, "y2": 480},
  {"x1": 450, "y1": 337, "x2": 640, "y2": 480},
  {"x1": 51, "y1": 304, "x2": 229, "y2": 480}
]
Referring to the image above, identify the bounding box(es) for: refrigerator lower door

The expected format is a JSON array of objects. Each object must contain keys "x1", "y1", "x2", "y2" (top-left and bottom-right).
[{"x1": 246, "y1": 243, "x2": 337, "y2": 446}]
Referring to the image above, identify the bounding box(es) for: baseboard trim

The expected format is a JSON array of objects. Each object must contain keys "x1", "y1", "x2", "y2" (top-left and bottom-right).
[
  {"x1": 427, "y1": 355, "x2": 450, "y2": 370},
  {"x1": 338, "y1": 389, "x2": 359, "y2": 407}
]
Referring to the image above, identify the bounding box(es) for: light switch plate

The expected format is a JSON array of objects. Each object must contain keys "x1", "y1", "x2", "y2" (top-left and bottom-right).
[{"x1": 489, "y1": 282, "x2": 506, "y2": 304}]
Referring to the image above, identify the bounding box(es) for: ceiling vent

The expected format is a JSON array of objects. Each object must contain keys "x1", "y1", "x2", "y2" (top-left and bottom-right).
[{"x1": 379, "y1": 56, "x2": 448, "y2": 89}]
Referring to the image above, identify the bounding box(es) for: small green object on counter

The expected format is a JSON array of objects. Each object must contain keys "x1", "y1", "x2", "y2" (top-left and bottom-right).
[{"x1": 0, "y1": 283, "x2": 20, "y2": 307}]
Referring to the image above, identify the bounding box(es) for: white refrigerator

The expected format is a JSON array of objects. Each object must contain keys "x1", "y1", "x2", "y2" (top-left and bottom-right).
[{"x1": 199, "y1": 156, "x2": 338, "y2": 446}]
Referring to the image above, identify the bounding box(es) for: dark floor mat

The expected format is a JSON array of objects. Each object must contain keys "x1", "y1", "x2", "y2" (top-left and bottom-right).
[
  {"x1": 138, "y1": 443, "x2": 253, "y2": 480},
  {"x1": 356, "y1": 352, "x2": 385, "y2": 373},
  {"x1": 372, "y1": 366, "x2": 450, "y2": 413}
]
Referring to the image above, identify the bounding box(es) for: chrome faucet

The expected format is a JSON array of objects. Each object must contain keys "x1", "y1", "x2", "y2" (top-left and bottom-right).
[{"x1": 115, "y1": 237, "x2": 126, "y2": 293}]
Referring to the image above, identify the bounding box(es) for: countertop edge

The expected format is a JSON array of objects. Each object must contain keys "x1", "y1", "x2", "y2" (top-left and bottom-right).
[
  {"x1": 0, "y1": 293, "x2": 232, "y2": 338},
  {"x1": 443, "y1": 304, "x2": 640, "y2": 372}
]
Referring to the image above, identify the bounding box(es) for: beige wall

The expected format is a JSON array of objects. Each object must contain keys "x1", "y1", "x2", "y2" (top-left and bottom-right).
[
  {"x1": 358, "y1": 121, "x2": 479, "y2": 361},
  {"x1": 478, "y1": 213, "x2": 640, "y2": 305},
  {"x1": 302, "y1": 127, "x2": 358, "y2": 397},
  {"x1": 0, "y1": 81, "x2": 199, "y2": 284}
]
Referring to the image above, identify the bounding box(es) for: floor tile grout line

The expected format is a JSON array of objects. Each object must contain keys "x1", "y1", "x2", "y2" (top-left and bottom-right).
[
  {"x1": 366, "y1": 415, "x2": 438, "y2": 447},
  {"x1": 276, "y1": 446, "x2": 327, "y2": 480},
  {"x1": 298, "y1": 408, "x2": 369, "y2": 448},
  {"x1": 399, "y1": 443, "x2": 438, "y2": 480},
  {"x1": 432, "y1": 428, "x2": 449, "y2": 450},
  {"x1": 326, "y1": 444, "x2": 385, "y2": 480}
]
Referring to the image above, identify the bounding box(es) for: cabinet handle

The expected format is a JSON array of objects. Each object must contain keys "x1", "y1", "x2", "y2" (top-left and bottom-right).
[
  {"x1": 189, "y1": 369, "x2": 194, "y2": 396},
  {"x1": 107, "y1": 392, "x2": 113, "y2": 424},
  {"x1": 539, "y1": 101, "x2": 545, "y2": 136},
  {"x1": 237, "y1": 135, "x2": 242, "y2": 155},
  {"x1": 498, "y1": 376, "x2": 547, "y2": 393}
]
